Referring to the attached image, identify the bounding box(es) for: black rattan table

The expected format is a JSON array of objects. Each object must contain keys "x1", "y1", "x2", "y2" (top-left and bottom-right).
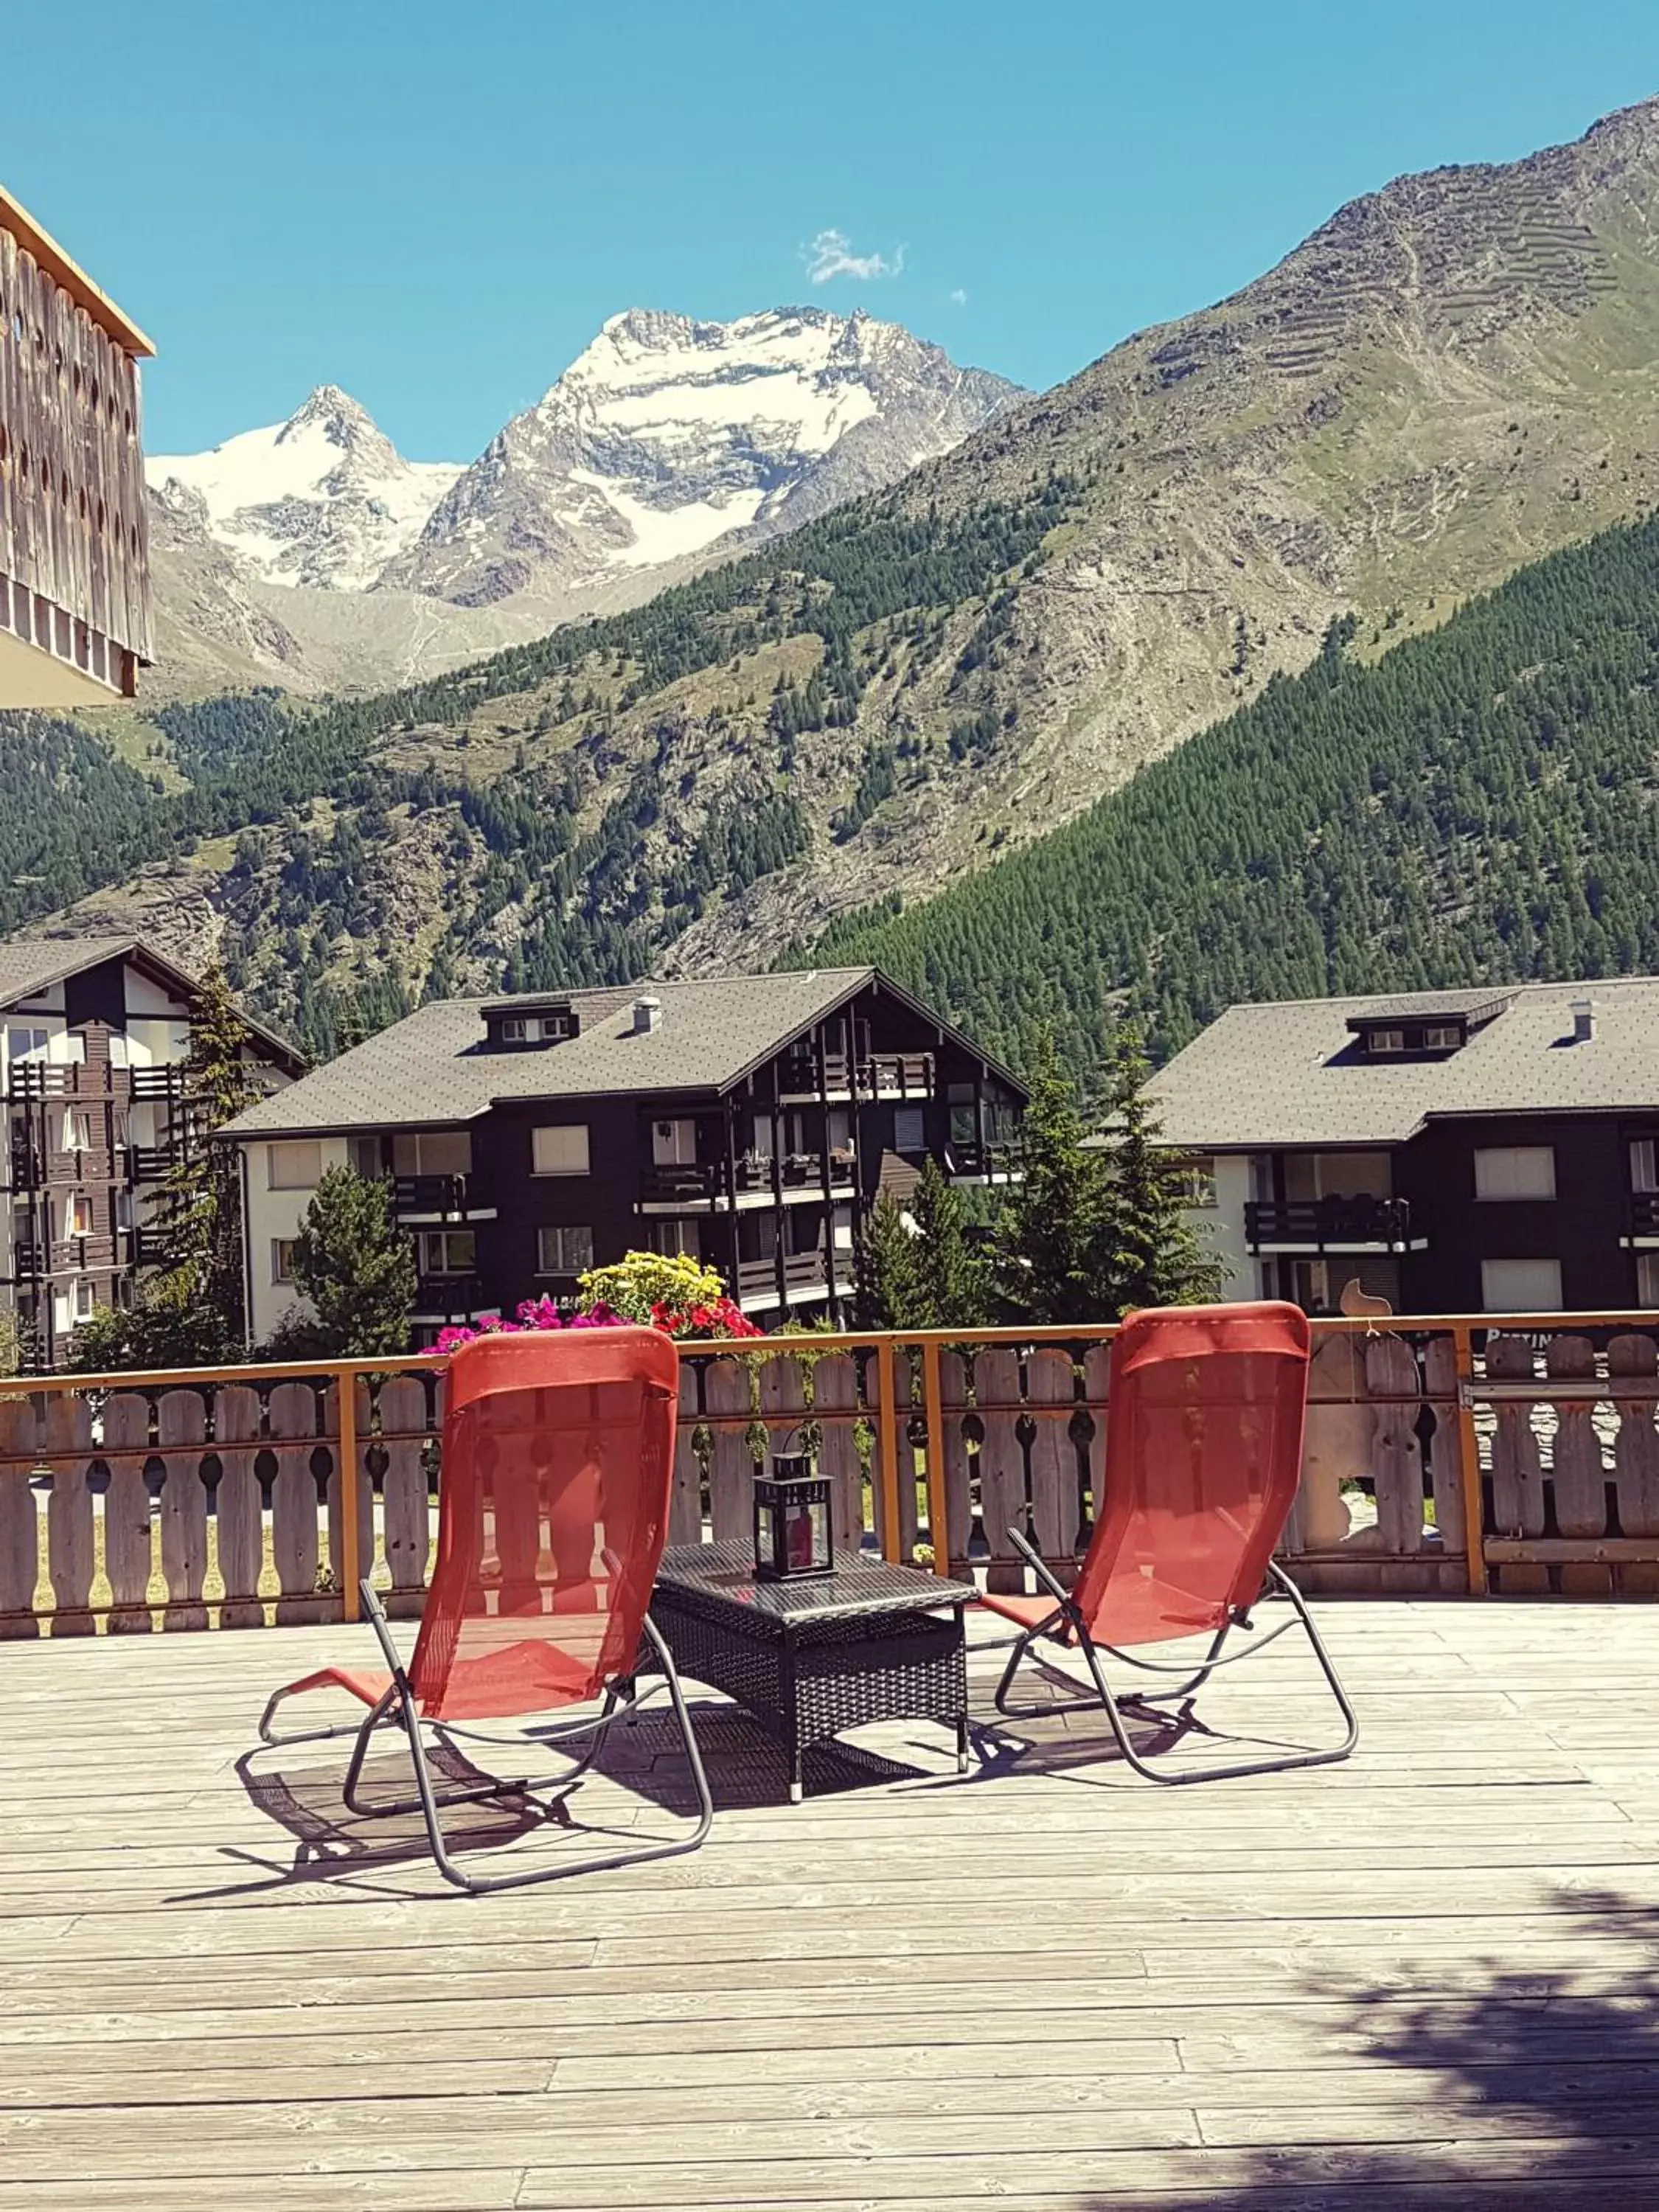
[{"x1": 647, "y1": 1543, "x2": 976, "y2": 1802}]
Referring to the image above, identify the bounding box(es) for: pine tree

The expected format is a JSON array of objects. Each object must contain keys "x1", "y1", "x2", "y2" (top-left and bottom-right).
[
  {"x1": 989, "y1": 1026, "x2": 1109, "y2": 1324},
  {"x1": 279, "y1": 1167, "x2": 418, "y2": 1358},
  {"x1": 1093, "y1": 1028, "x2": 1225, "y2": 1316},
  {"x1": 147, "y1": 966, "x2": 261, "y2": 1346},
  {"x1": 907, "y1": 1156, "x2": 992, "y2": 1329},
  {"x1": 854, "y1": 1189, "x2": 922, "y2": 1329}
]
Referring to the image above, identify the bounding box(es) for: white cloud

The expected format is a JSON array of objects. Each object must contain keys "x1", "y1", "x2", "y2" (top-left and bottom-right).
[
  {"x1": 949, "y1": 287, "x2": 968, "y2": 306},
  {"x1": 801, "y1": 227, "x2": 905, "y2": 285}
]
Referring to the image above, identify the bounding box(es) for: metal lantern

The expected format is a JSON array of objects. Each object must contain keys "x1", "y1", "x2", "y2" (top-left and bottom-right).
[{"x1": 753, "y1": 1450, "x2": 834, "y2": 1582}]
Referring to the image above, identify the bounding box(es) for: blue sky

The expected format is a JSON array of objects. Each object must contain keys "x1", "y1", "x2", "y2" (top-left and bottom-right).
[{"x1": 11, "y1": 1, "x2": 1658, "y2": 460}]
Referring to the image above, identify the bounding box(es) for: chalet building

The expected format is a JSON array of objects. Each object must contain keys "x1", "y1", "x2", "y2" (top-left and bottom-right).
[
  {"x1": 1150, "y1": 980, "x2": 1659, "y2": 1317},
  {"x1": 0, "y1": 187, "x2": 153, "y2": 706},
  {"x1": 224, "y1": 968, "x2": 1026, "y2": 1345},
  {"x1": 1, "y1": 940, "x2": 299, "y2": 1370}
]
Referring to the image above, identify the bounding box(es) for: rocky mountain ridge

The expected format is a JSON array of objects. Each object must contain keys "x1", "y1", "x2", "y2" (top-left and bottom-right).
[{"x1": 142, "y1": 309, "x2": 1020, "y2": 694}]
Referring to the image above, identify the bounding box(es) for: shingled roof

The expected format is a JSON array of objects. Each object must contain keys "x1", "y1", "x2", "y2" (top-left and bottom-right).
[
  {"x1": 1150, "y1": 977, "x2": 1659, "y2": 1150},
  {"x1": 0, "y1": 934, "x2": 302, "y2": 1069},
  {"x1": 224, "y1": 967, "x2": 1018, "y2": 1139}
]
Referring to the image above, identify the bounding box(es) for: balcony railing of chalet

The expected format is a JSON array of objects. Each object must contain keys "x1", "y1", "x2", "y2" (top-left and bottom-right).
[
  {"x1": 735, "y1": 1251, "x2": 829, "y2": 1302},
  {"x1": 1629, "y1": 1193, "x2": 1659, "y2": 1239},
  {"x1": 9, "y1": 1231, "x2": 125, "y2": 1279},
  {"x1": 946, "y1": 1140, "x2": 1019, "y2": 1182},
  {"x1": 411, "y1": 1274, "x2": 485, "y2": 1317},
  {"x1": 776, "y1": 1050, "x2": 934, "y2": 1099},
  {"x1": 0, "y1": 204, "x2": 153, "y2": 700},
  {"x1": 391, "y1": 1174, "x2": 473, "y2": 1218},
  {"x1": 1245, "y1": 1195, "x2": 1413, "y2": 1251},
  {"x1": 15, "y1": 1310, "x2": 1659, "y2": 1636},
  {"x1": 4, "y1": 1062, "x2": 184, "y2": 1104},
  {"x1": 639, "y1": 1153, "x2": 847, "y2": 1205}
]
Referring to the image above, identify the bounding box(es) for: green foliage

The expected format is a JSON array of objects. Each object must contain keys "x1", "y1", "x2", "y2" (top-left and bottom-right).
[
  {"x1": 281, "y1": 1167, "x2": 417, "y2": 1357},
  {"x1": 0, "y1": 1307, "x2": 18, "y2": 1380},
  {"x1": 69, "y1": 1273, "x2": 242, "y2": 1374},
  {"x1": 907, "y1": 1158, "x2": 993, "y2": 1329},
  {"x1": 990, "y1": 1028, "x2": 1110, "y2": 1325},
  {"x1": 1092, "y1": 1029, "x2": 1226, "y2": 1315},
  {"x1": 853, "y1": 1189, "x2": 922, "y2": 1329},
  {"x1": 810, "y1": 512, "x2": 1659, "y2": 1079},
  {"x1": 145, "y1": 967, "x2": 261, "y2": 1343}
]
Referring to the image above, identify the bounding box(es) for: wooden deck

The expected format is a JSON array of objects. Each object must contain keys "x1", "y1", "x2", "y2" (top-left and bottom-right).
[{"x1": 3, "y1": 1601, "x2": 1659, "y2": 2209}]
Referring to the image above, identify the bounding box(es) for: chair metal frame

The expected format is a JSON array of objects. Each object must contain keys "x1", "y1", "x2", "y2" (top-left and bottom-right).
[
  {"x1": 258, "y1": 1581, "x2": 712, "y2": 1891},
  {"x1": 992, "y1": 1530, "x2": 1357, "y2": 1784}
]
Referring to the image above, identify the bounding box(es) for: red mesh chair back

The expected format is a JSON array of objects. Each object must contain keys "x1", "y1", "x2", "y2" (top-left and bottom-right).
[
  {"x1": 1071, "y1": 1302, "x2": 1312, "y2": 1647},
  {"x1": 406, "y1": 1327, "x2": 679, "y2": 1722}
]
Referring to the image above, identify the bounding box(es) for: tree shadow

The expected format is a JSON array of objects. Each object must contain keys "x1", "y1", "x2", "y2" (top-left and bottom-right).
[{"x1": 1079, "y1": 1885, "x2": 1659, "y2": 2208}]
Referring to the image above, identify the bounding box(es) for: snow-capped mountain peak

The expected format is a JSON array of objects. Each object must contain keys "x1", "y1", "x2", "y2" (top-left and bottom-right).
[
  {"x1": 147, "y1": 389, "x2": 463, "y2": 592},
  {"x1": 147, "y1": 311, "x2": 1020, "y2": 613},
  {"x1": 387, "y1": 305, "x2": 1021, "y2": 605}
]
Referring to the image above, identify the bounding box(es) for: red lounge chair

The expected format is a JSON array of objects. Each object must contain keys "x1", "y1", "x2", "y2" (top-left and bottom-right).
[
  {"x1": 984, "y1": 1301, "x2": 1357, "y2": 1782},
  {"x1": 257, "y1": 1326, "x2": 713, "y2": 1889}
]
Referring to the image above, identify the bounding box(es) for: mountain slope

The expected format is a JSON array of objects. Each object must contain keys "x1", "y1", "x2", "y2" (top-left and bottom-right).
[
  {"x1": 20, "y1": 96, "x2": 1659, "y2": 1051},
  {"x1": 810, "y1": 512, "x2": 1659, "y2": 1077}
]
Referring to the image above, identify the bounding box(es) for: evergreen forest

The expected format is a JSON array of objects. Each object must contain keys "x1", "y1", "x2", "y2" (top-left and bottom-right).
[{"x1": 810, "y1": 512, "x2": 1659, "y2": 1080}]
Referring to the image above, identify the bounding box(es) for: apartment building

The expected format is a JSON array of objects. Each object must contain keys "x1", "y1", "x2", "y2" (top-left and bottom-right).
[{"x1": 224, "y1": 967, "x2": 1025, "y2": 1343}]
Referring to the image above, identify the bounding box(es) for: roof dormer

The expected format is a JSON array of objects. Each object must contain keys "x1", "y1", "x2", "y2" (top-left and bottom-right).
[
  {"x1": 481, "y1": 996, "x2": 580, "y2": 1050},
  {"x1": 1344, "y1": 991, "x2": 1512, "y2": 1061}
]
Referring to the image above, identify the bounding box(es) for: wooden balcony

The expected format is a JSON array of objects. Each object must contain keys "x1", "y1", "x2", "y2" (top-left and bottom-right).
[
  {"x1": 1245, "y1": 1195, "x2": 1417, "y2": 1253},
  {"x1": 0, "y1": 187, "x2": 154, "y2": 706},
  {"x1": 4, "y1": 1333, "x2": 1659, "y2": 2200},
  {"x1": 946, "y1": 1138, "x2": 1020, "y2": 1185},
  {"x1": 1627, "y1": 1191, "x2": 1659, "y2": 1245},
  {"x1": 639, "y1": 1154, "x2": 849, "y2": 1209},
  {"x1": 735, "y1": 1248, "x2": 830, "y2": 1306},
  {"x1": 391, "y1": 1172, "x2": 476, "y2": 1220}
]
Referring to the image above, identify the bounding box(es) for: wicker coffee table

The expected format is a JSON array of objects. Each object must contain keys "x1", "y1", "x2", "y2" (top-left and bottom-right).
[{"x1": 647, "y1": 1542, "x2": 976, "y2": 1802}]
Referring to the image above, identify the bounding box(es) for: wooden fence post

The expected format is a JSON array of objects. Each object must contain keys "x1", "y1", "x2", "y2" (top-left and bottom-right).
[
  {"x1": 158, "y1": 1390, "x2": 209, "y2": 1632},
  {"x1": 0, "y1": 1399, "x2": 41, "y2": 1639},
  {"x1": 811, "y1": 1352, "x2": 864, "y2": 1557},
  {"x1": 378, "y1": 1374, "x2": 432, "y2": 1619},
  {"x1": 102, "y1": 1392, "x2": 153, "y2": 1634},
  {"x1": 45, "y1": 1395, "x2": 95, "y2": 1636},
  {"x1": 215, "y1": 1385, "x2": 265, "y2": 1630}
]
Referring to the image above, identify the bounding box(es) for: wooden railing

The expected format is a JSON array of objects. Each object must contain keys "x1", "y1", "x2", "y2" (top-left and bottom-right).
[{"x1": 8, "y1": 1312, "x2": 1659, "y2": 1636}]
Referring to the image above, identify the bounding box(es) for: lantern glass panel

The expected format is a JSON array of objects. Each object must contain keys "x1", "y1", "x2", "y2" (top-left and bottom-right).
[{"x1": 754, "y1": 1455, "x2": 834, "y2": 1580}]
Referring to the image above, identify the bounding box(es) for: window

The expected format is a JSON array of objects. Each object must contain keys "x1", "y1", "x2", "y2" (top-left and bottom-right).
[
  {"x1": 417, "y1": 1229, "x2": 476, "y2": 1276},
  {"x1": 499, "y1": 1017, "x2": 526, "y2": 1043},
  {"x1": 108, "y1": 1034, "x2": 130, "y2": 1069},
  {"x1": 1175, "y1": 1155, "x2": 1218, "y2": 1208},
  {"x1": 538, "y1": 1223, "x2": 594, "y2": 1275},
  {"x1": 62, "y1": 1034, "x2": 86, "y2": 1065},
  {"x1": 61, "y1": 1109, "x2": 92, "y2": 1152},
  {"x1": 653, "y1": 1219, "x2": 700, "y2": 1259},
  {"x1": 114, "y1": 1189, "x2": 133, "y2": 1231},
  {"x1": 1638, "y1": 1253, "x2": 1659, "y2": 1309},
  {"x1": 271, "y1": 1238, "x2": 297, "y2": 1286},
  {"x1": 69, "y1": 1279, "x2": 96, "y2": 1324},
  {"x1": 1289, "y1": 1259, "x2": 1331, "y2": 1312},
  {"x1": 1632, "y1": 1140, "x2": 1659, "y2": 1195},
  {"x1": 1474, "y1": 1147, "x2": 1556, "y2": 1201},
  {"x1": 392, "y1": 1130, "x2": 472, "y2": 1178},
  {"x1": 267, "y1": 1140, "x2": 322, "y2": 1190},
  {"x1": 532, "y1": 1124, "x2": 589, "y2": 1176},
  {"x1": 6, "y1": 1026, "x2": 47, "y2": 1065},
  {"x1": 893, "y1": 1107, "x2": 925, "y2": 1152},
  {"x1": 1423, "y1": 1023, "x2": 1461, "y2": 1051},
  {"x1": 1481, "y1": 1257, "x2": 1562, "y2": 1312},
  {"x1": 948, "y1": 1103, "x2": 977, "y2": 1146},
  {"x1": 350, "y1": 1135, "x2": 383, "y2": 1180},
  {"x1": 63, "y1": 1193, "x2": 91, "y2": 1239},
  {"x1": 1366, "y1": 1029, "x2": 1405, "y2": 1055},
  {"x1": 652, "y1": 1119, "x2": 697, "y2": 1166}
]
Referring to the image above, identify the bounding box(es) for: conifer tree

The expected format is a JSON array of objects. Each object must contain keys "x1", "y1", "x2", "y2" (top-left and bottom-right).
[
  {"x1": 989, "y1": 1026, "x2": 1108, "y2": 1325},
  {"x1": 907, "y1": 1155, "x2": 992, "y2": 1329},
  {"x1": 854, "y1": 1188, "x2": 922, "y2": 1329},
  {"x1": 1093, "y1": 1027, "x2": 1225, "y2": 1315},
  {"x1": 279, "y1": 1166, "x2": 418, "y2": 1358}
]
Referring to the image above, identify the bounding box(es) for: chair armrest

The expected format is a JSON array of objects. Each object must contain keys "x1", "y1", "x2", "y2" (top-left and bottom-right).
[{"x1": 1006, "y1": 1525, "x2": 1082, "y2": 1615}]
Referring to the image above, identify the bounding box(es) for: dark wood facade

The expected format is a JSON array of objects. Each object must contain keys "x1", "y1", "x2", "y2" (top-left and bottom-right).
[
  {"x1": 0, "y1": 188, "x2": 153, "y2": 706},
  {"x1": 3, "y1": 950, "x2": 296, "y2": 1371},
  {"x1": 1248, "y1": 1111, "x2": 1659, "y2": 1315}
]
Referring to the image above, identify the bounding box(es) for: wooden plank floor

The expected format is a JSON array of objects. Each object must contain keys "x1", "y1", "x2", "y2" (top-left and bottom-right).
[{"x1": 3, "y1": 1601, "x2": 1659, "y2": 2208}]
